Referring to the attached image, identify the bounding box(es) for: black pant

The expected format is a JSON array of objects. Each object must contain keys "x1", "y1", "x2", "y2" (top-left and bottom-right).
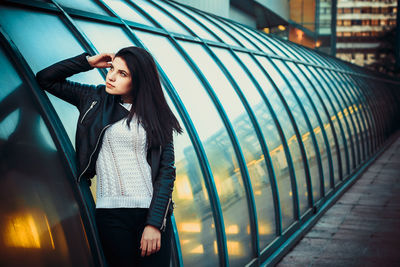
[{"x1": 95, "y1": 208, "x2": 172, "y2": 267}]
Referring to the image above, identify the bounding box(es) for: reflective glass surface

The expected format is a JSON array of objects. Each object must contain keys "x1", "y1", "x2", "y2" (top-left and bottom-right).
[
  {"x1": 128, "y1": 0, "x2": 189, "y2": 35},
  {"x1": 0, "y1": 46, "x2": 93, "y2": 267},
  {"x1": 102, "y1": 0, "x2": 154, "y2": 27},
  {"x1": 236, "y1": 53, "x2": 296, "y2": 229},
  {"x1": 200, "y1": 15, "x2": 258, "y2": 51},
  {"x1": 298, "y1": 64, "x2": 343, "y2": 185},
  {"x1": 285, "y1": 61, "x2": 332, "y2": 195},
  {"x1": 56, "y1": 0, "x2": 109, "y2": 16},
  {"x1": 325, "y1": 70, "x2": 362, "y2": 165},
  {"x1": 329, "y1": 71, "x2": 368, "y2": 161},
  {"x1": 228, "y1": 23, "x2": 275, "y2": 54},
  {"x1": 308, "y1": 67, "x2": 352, "y2": 177},
  {"x1": 255, "y1": 35, "x2": 288, "y2": 57},
  {"x1": 256, "y1": 56, "x2": 310, "y2": 219},
  {"x1": 261, "y1": 58, "x2": 311, "y2": 215},
  {"x1": 239, "y1": 28, "x2": 278, "y2": 55},
  {"x1": 0, "y1": 6, "x2": 104, "y2": 146},
  {"x1": 75, "y1": 19, "x2": 134, "y2": 53},
  {"x1": 153, "y1": 0, "x2": 218, "y2": 42},
  {"x1": 291, "y1": 63, "x2": 338, "y2": 191},
  {"x1": 342, "y1": 73, "x2": 374, "y2": 154},
  {"x1": 318, "y1": 69, "x2": 359, "y2": 169},
  {"x1": 135, "y1": 31, "x2": 248, "y2": 266},
  {"x1": 167, "y1": 96, "x2": 219, "y2": 267},
  {"x1": 167, "y1": 3, "x2": 240, "y2": 47},
  {"x1": 272, "y1": 60, "x2": 323, "y2": 202},
  {"x1": 188, "y1": 45, "x2": 278, "y2": 249}
]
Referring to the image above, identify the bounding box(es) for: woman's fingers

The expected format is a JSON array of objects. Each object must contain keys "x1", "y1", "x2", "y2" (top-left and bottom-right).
[
  {"x1": 140, "y1": 225, "x2": 162, "y2": 256},
  {"x1": 88, "y1": 53, "x2": 114, "y2": 68},
  {"x1": 156, "y1": 238, "x2": 161, "y2": 252},
  {"x1": 140, "y1": 240, "x2": 147, "y2": 257}
]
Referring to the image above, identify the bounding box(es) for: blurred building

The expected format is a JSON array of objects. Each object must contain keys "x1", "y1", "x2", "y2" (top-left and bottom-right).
[
  {"x1": 175, "y1": 0, "x2": 338, "y2": 54},
  {"x1": 336, "y1": 0, "x2": 398, "y2": 66}
]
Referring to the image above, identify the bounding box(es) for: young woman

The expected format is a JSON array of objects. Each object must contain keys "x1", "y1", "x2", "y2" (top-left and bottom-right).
[{"x1": 36, "y1": 46, "x2": 183, "y2": 266}]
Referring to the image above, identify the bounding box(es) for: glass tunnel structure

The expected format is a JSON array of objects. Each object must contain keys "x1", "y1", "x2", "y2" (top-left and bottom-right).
[{"x1": 0, "y1": 0, "x2": 399, "y2": 266}]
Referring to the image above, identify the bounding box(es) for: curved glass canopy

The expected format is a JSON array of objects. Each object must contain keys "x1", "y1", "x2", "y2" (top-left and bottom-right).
[{"x1": 0, "y1": 1, "x2": 399, "y2": 266}]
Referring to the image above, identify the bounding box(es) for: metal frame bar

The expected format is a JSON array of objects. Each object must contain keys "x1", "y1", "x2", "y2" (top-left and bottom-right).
[
  {"x1": 313, "y1": 67, "x2": 357, "y2": 173},
  {"x1": 318, "y1": 68, "x2": 361, "y2": 168},
  {"x1": 306, "y1": 66, "x2": 351, "y2": 177},
  {"x1": 328, "y1": 70, "x2": 370, "y2": 161},
  {"x1": 323, "y1": 69, "x2": 365, "y2": 164},
  {"x1": 337, "y1": 72, "x2": 374, "y2": 157},
  {"x1": 244, "y1": 32, "x2": 326, "y2": 203}
]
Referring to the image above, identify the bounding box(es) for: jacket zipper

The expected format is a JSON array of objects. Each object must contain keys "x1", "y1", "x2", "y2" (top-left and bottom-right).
[
  {"x1": 160, "y1": 197, "x2": 172, "y2": 231},
  {"x1": 77, "y1": 124, "x2": 112, "y2": 183},
  {"x1": 80, "y1": 100, "x2": 97, "y2": 124}
]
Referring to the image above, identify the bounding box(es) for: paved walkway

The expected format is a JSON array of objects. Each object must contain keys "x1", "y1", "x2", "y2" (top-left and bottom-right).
[{"x1": 276, "y1": 132, "x2": 400, "y2": 267}]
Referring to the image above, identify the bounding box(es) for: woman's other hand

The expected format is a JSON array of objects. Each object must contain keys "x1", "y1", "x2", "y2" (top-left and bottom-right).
[
  {"x1": 140, "y1": 225, "x2": 161, "y2": 257},
  {"x1": 87, "y1": 53, "x2": 115, "y2": 68}
]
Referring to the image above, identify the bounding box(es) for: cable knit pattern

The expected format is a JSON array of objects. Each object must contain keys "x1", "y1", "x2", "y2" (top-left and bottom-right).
[{"x1": 95, "y1": 103, "x2": 153, "y2": 208}]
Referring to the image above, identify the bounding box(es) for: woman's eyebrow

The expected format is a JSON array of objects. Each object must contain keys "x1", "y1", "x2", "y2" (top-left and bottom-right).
[
  {"x1": 119, "y1": 69, "x2": 129, "y2": 75},
  {"x1": 110, "y1": 64, "x2": 129, "y2": 74}
]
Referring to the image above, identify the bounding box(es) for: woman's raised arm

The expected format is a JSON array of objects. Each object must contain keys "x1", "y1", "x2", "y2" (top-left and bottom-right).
[{"x1": 35, "y1": 52, "x2": 113, "y2": 108}]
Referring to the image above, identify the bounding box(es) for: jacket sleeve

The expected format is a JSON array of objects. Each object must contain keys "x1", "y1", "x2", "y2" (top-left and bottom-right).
[
  {"x1": 35, "y1": 52, "x2": 97, "y2": 108},
  {"x1": 145, "y1": 140, "x2": 176, "y2": 231}
]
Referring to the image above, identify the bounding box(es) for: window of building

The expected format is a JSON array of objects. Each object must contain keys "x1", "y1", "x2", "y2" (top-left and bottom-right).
[
  {"x1": 337, "y1": 20, "x2": 343, "y2": 26},
  {"x1": 353, "y1": 20, "x2": 362, "y2": 25},
  {"x1": 381, "y1": 7, "x2": 389, "y2": 13},
  {"x1": 343, "y1": 20, "x2": 351, "y2": 26},
  {"x1": 337, "y1": 32, "x2": 343, "y2": 36},
  {"x1": 338, "y1": 8, "x2": 343, "y2": 14},
  {"x1": 343, "y1": 32, "x2": 352, "y2": 37},
  {"x1": 343, "y1": 8, "x2": 351, "y2": 13},
  {"x1": 380, "y1": 20, "x2": 387, "y2": 26},
  {"x1": 353, "y1": 8, "x2": 361, "y2": 13},
  {"x1": 361, "y1": 32, "x2": 370, "y2": 36},
  {"x1": 371, "y1": 20, "x2": 379, "y2": 26},
  {"x1": 361, "y1": 7, "x2": 371, "y2": 13},
  {"x1": 362, "y1": 20, "x2": 371, "y2": 25},
  {"x1": 372, "y1": 7, "x2": 380, "y2": 14},
  {"x1": 368, "y1": 53, "x2": 375, "y2": 60},
  {"x1": 389, "y1": 20, "x2": 396, "y2": 26}
]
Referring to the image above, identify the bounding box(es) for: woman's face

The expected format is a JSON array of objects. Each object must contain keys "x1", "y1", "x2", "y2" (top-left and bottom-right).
[{"x1": 105, "y1": 56, "x2": 133, "y2": 99}]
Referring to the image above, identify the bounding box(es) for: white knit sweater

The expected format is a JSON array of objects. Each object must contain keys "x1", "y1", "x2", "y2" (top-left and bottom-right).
[{"x1": 95, "y1": 102, "x2": 153, "y2": 208}]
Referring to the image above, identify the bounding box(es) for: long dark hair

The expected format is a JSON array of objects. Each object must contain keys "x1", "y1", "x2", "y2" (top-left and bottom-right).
[{"x1": 115, "y1": 46, "x2": 183, "y2": 147}]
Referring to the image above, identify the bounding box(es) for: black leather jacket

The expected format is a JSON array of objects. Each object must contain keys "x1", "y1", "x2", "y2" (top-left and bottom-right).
[{"x1": 35, "y1": 52, "x2": 175, "y2": 231}]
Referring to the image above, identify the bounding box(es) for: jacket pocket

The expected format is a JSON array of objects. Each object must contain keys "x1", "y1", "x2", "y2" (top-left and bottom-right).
[{"x1": 80, "y1": 100, "x2": 97, "y2": 124}]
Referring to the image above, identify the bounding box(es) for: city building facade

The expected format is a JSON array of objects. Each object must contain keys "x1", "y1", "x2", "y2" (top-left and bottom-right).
[{"x1": 336, "y1": 0, "x2": 398, "y2": 66}]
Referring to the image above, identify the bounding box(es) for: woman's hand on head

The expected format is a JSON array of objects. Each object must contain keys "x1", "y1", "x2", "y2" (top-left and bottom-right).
[
  {"x1": 140, "y1": 225, "x2": 161, "y2": 257},
  {"x1": 87, "y1": 53, "x2": 115, "y2": 68}
]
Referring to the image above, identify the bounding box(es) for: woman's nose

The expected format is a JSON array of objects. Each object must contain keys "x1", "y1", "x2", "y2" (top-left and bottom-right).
[{"x1": 108, "y1": 72, "x2": 116, "y2": 81}]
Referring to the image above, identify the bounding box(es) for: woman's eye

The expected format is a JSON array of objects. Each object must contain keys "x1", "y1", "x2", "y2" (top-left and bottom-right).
[{"x1": 121, "y1": 73, "x2": 127, "y2": 77}]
